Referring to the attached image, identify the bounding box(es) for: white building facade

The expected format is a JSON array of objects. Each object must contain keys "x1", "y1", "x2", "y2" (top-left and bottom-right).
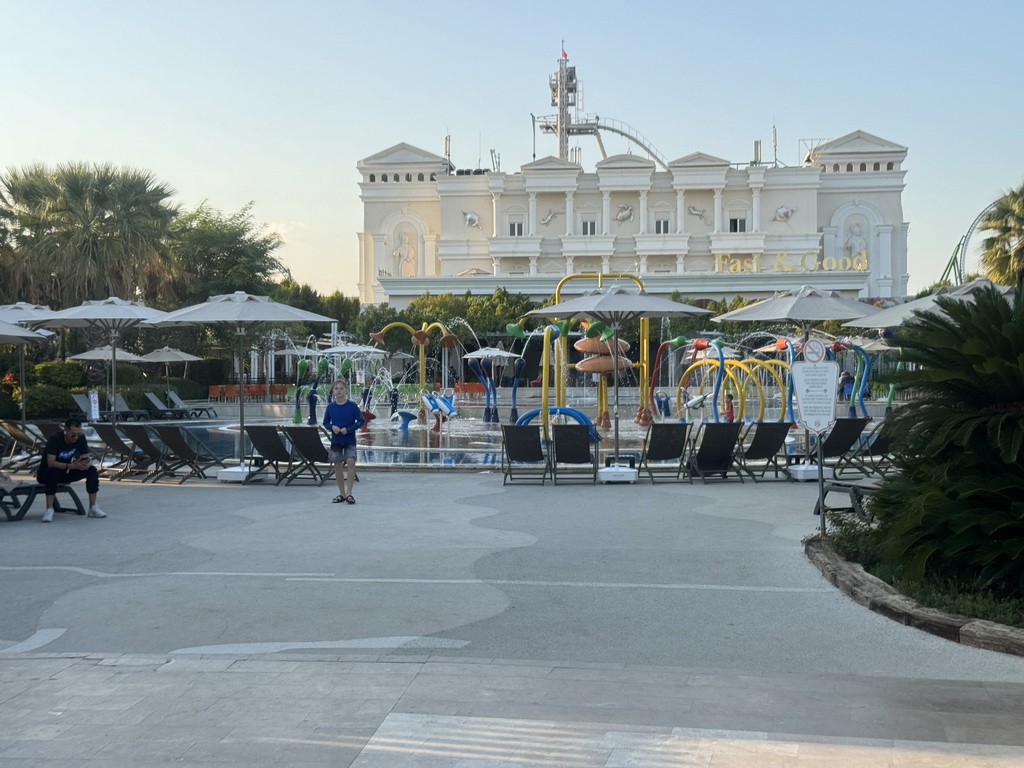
[{"x1": 357, "y1": 131, "x2": 909, "y2": 309}]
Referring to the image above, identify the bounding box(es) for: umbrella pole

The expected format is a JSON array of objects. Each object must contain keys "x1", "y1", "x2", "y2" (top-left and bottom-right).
[
  {"x1": 237, "y1": 329, "x2": 247, "y2": 461},
  {"x1": 18, "y1": 345, "x2": 27, "y2": 427},
  {"x1": 110, "y1": 330, "x2": 119, "y2": 422},
  {"x1": 612, "y1": 331, "x2": 621, "y2": 465}
]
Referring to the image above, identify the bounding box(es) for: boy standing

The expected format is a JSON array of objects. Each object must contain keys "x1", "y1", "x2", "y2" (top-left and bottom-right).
[{"x1": 322, "y1": 380, "x2": 364, "y2": 504}]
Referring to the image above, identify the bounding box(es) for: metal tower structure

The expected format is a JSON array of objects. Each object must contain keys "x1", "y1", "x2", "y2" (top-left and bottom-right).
[{"x1": 537, "y1": 54, "x2": 669, "y2": 170}]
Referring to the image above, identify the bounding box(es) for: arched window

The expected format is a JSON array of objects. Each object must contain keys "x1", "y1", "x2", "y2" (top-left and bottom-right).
[
  {"x1": 381, "y1": 175, "x2": 387, "y2": 182},
  {"x1": 405, "y1": 173, "x2": 412, "y2": 182},
  {"x1": 886, "y1": 162, "x2": 894, "y2": 170},
  {"x1": 846, "y1": 163, "x2": 854, "y2": 172},
  {"x1": 393, "y1": 174, "x2": 400, "y2": 182},
  {"x1": 369, "y1": 174, "x2": 375, "y2": 182},
  {"x1": 430, "y1": 173, "x2": 436, "y2": 181},
  {"x1": 859, "y1": 163, "x2": 867, "y2": 171},
  {"x1": 418, "y1": 173, "x2": 424, "y2": 181},
  {"x1": 833, "y1": 164, "x2": 840, "y2": 172},
  {"x1": 873, "y1": 162, "x2": 880, "y2": 171},
  {"x1": 820, "y1": 165, "x2": 826, "y2": 173}
]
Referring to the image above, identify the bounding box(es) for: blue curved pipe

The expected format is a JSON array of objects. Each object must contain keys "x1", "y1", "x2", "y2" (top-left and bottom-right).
[
  {"x1": 516, "y1": 407, "x2": 601, "y2": 442},
  {"x1": 481, "y1": 357, "x2": 497, "y2": 422},
  {"x1": 509, "y1": 357, "x2": 525, "y2": 422},
  {"x1": 467, "y1": 358, "x2": 491, "y2": 421},
  {"x1": 851, "y1": 344, "x2": 871, "y2": 419},
  {"x1": 709, "y1": 341, "x2": 725, "y2": 422},
  {"x1": 784, "y1": 340, "x2": 797, "y2": 423}
]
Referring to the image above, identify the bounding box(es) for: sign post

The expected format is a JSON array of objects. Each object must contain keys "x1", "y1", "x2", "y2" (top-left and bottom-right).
[{"x1": 792, "y1": 338, "x2": 839, "y2": 536}]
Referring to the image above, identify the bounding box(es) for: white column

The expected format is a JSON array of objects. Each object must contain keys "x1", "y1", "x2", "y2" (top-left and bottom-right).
[
  {"x1": 491, "y1": 193, "x2": 502, "y2": 238},
  {"x1": 528, "y1": 192, "x2": 537, "y2": 236},
  {"x1": 529, "y1": 255, "x2": 538, "y2": 276},
  {"x1": 491, "y1": 256, "x2": 501, "y2": 276},
  {"x1": 423, "y1": 233, "x2": 439, "y2": 276},
  {"x1": 564, "y1": 191, "x2": 574, "y2": 236},
  {"x1": 638, "y1": 254, "x2": 648, "y2": 273},
  {"x1": 638, "y1": 191, "x2": 648, "y2": 235},
  {"x1": 876, "y1": 225, "x2": 893, "y2": 298},
  {"x1": 675, "y1": 190, "x2": 685, "y2": 234},
  {"x1": 565, "y1": 255, "x2": 575, "y2": 273},
  {"x1": 713, "y1": 189, "x2": 723, "y2": 233},
  {"x1": 601, "y1": 191, "x2": 611, "y2": 235},
  {"x1": 601, "y1": 255, "x2": 611, "y2": 272},
  {"x1": 751, "y1": 188, "x2": 762, "y2": 232}
]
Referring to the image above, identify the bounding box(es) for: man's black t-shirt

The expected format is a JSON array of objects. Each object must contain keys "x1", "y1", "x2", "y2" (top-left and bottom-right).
[{"x1": 36, "y1": 432, "x2": 90, "y2": 481}]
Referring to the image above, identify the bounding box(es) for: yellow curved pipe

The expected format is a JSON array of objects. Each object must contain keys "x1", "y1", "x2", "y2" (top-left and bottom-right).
[
  {"x1": 373, "y1": 320, "x2": 452, "y2": 420},
  {"x1": 676, "y1": 361, "x2": 742, "y2": 420},
  {"x1": 722, "y1": 359, "x2": 764, "y2": 421}
]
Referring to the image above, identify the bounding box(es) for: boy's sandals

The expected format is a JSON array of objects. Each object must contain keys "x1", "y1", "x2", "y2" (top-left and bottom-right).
[
  {"x1": 332, "y1": 495, "x2": 344, "y2": 503},
  {"x1": 345, "y1": 495, "x2": 356, "y2": 504}
]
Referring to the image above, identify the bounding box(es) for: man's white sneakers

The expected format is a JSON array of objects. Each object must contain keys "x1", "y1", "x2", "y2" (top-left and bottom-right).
[
  {"x1": 87, "y1": 506, "x2": 106, "y2": 518},
  {"x1": 41, "y1": 508, "x2": 54, "y2": 523}
]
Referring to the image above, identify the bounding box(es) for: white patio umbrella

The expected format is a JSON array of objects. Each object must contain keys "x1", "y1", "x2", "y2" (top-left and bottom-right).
[
  {"x1": 321, "y1": 343, "x2": 388, "y2": 356},
  {"x1": 462, "y1": 347, "x2": 523, "y2": 359},
  {"x1": 37, "y1": 297, "x2": 165, "y2": 421},
  {"x1": 141, "y1": 346, "x2": 203, "y2": 391},
  {"x1": 0, "y1": 317, "x2": 48, "y2": 425},
  {"x1": 526, "y1": 285, "x2": 710, "y2": 479},
  {"x1": 144, "y1": 291, "x2": 334, "y2": 459},
  {"x1": 0, "y1": 303, "x2": 59, "y2": 425},
  {"x1": 712, "y1": 285, "x2": 879, "y2": 337},
  {"x1": 71, "y1": 345, "x2": 147, "y2": 362},
  {"x1": 843, "y1": 278, "x2": 1012, "y2": 329}
]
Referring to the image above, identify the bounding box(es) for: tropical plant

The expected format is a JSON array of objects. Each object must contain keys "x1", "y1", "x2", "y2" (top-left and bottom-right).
[
  {"x1": 980, "y1": 184, "x2": 1024, "y2": 284},
  {"x1": 871, "y1": 282, "x2": 1024, "y2": 596},
  {"x1": 0, "y1": 162, "x2": 178, "y2": 306}
]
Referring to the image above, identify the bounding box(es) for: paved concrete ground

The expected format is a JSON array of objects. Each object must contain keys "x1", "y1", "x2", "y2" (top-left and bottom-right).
[{"x1": 2, "y1": 470, "x2": 1023, "y2": 766}]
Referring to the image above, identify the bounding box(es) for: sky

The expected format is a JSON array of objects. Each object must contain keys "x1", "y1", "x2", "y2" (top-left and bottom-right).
[{"x1": 6, "y1": 0, "x2": 1023, "y2": 299}]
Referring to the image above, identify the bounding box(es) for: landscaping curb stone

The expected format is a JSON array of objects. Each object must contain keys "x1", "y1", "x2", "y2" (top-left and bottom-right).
[{"x1": 804, "y1": 538, "x2": 1024, "y2": 658}]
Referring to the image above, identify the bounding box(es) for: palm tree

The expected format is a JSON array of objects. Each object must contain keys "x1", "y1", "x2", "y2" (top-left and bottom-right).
[
  {"x1": 980, "y1": 183, "x2": 1024, "y2": 284},
  {"x1": 0, "y1": 162, "x2": 179, "y2": 306},
  {"x1": 872, "y1": 282, "x2": 1024, "y2": 595}
]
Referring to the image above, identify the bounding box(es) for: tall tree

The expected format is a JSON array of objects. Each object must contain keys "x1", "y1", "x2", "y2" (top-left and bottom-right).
[
  {"x1": 981, "y1": 184, "x2": 1024, "y2": 284},
  {"x1": 167, "y1": 201, "x2": 285, "y2": 304},
  {"x1": 0, "y1": 162, "x2": 178, "y2": 306}
]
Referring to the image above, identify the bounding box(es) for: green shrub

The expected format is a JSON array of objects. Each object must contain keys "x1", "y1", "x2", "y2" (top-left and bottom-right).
[
  {"x1": 115, "y1": 363, "x2": 144, "y2": 386},
  {"x1": 34, "y1": 361, "x2": 84, "y2": 388},
  {"x1": 24, "y1": 384, "x2": 76, "y2": 418}
]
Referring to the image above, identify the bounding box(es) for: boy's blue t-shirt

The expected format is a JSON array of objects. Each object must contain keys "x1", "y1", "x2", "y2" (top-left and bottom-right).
[{"x1": 322, "y1": 400, "x2": 365, "y2": 446}]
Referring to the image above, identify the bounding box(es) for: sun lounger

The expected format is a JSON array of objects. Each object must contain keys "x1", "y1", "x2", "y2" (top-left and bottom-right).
[
  {"x1": 686, "y1": 421, "x2": 744, "y2": 483},
  {"x1": 243, "y1": 425, "x2": 296, "y2": 484},
  {"x1": 111, "y1": 394, "x2": 149, "y2": 422},
  {"x1": 638, "y1": 422, "x2": 692, "y2": 483},
  {"x1": 168, "y1": 391, "x2": 218, "y2": 418},
  {"x1": 550, "y1": 423, "x2": 598, "y2": 484},
  {"x1": 500, "y1": 424, "x2": 550, "y2": 485},
  {"x1": 735, "y1": 421, "x2": 795, "y2": 481},
  {"x1": 118, "y1": 424, "x2": 170, "y2": 482},
  {"x1": 144, "y1": 392, "x2": 189, "y2": 419},
  {"x1": 280, "y1": 426, "x2": 335, "y2": 486},
  {"x1": 150, "y1": 425, "x2": 226, "y2": 483}
]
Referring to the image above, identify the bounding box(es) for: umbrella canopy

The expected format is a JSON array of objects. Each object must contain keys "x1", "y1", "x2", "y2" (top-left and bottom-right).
[
  {"x1": 37, "y1": 297, "x2": 166, "y2": 421},
  {"x1": 527, "y1": 286, "x2": 711, "y2": 472},
  {"x1": 463, "y1": 347, "x2": 523, "y2": 359},
  {"x1": 712, "y1": 285, "x2": 879, "y2": 328},
  {"x1": 0, "y1": 305, "x2": 55, "y2": 425},
  {"x1": 144, "y1": 291, "x2": 334, "y2": 459},
  {"x1": 0, "y1": 317, "x2": 44, "y2": 344},
  {"x1": 843, "y1": 278, "x2": 1012, "y2": 329},
  {"x1": 322, "y1": 343, "x2": 388, "y2": 356},
  {"x1": 141, "y1": 346, "x2": 203, "y2": 364},
  {"x1": 71, "y1": 345, "x2": 147, "y2": 363}
]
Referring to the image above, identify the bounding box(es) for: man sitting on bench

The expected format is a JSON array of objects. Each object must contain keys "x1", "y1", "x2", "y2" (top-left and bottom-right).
[{"x1": 36, "y1": 418, "x2": 106, "y2": 523}]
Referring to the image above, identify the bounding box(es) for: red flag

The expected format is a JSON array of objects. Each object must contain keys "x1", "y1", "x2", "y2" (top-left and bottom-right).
[{"x1": 561, "y1": 48, "x2": 568, "y2": 59}]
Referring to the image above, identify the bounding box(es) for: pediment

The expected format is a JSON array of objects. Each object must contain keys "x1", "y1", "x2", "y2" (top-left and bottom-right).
[
  {"x1": 668, "y1": 152, "x2": 731, "y2": 168},
  {"x1": 595, "y1": 154, "x2": 657, "y2": 170},
  {"x1": 522, "y1": 156, "x2": 582, "y2": 171},
  {"x1": 814, "y1": 131, "x2": 907, "y2": 155},
  {"x1": 358, "y1": 143, "x2": 448, "y2": 166}
]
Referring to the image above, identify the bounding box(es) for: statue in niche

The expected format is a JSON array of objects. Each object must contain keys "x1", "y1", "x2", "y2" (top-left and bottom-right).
[
  {"x1": 393, "y1": 232, "x2": 418, "y2": 277},
  {"x1": 688, "y1": 206, "x2": 710, "y2": 226},
  {"x1": 539, "y1": 209, "x2": 562, "y2": 226},
  {"x1": 846, "y1": 223, "x2": 867, "y2": 259},
  {"x1": 772, "y1": 205, "x2": 796, "y2": 223}
]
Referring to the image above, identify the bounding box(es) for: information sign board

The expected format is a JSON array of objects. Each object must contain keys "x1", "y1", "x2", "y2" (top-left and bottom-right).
[{"x1": 792, "y1": 339, "x2": 838, "y2": 434}]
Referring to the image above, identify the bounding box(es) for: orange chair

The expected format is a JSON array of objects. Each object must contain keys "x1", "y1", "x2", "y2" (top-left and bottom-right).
[{"x1": 224, "y1": 385, "x2": 240, "y2": 401}]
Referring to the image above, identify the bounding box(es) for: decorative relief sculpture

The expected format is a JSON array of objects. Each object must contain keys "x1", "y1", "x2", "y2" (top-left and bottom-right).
[
  {"x1": 771, "y1": 205, "x2": 796, "y2": 223},
  {"x1": 845, "y1": 223, "x2": 867, "y2": 259},
  {"x1": 688, "y1": 206, "x2": 710, "y2": 226},
  {"x1": 539, "y1": 209, "x2": 562, "y2": 226},
  {"x1": 615, "y1": 204, "x2": 634, "y2": 224},
  {"x1": 393, "y1": 232, "x2": 418, "y2": 277},
  {"x1": 462, "y1": 210, "x2": 481, "y2": 228}
]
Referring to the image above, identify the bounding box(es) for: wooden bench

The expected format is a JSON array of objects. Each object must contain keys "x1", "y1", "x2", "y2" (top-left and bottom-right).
[{"x1": 0, "y1": 483, "x2": 86, "y2": 522}]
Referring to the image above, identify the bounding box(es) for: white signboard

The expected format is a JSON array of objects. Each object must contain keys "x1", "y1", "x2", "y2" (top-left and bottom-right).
[
  {"x1": 87, "y1": 389, "x2": 101, "y2": 421},
  {"x1": 792, "y1": 339, "x2": 839, "y2": 434}
]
